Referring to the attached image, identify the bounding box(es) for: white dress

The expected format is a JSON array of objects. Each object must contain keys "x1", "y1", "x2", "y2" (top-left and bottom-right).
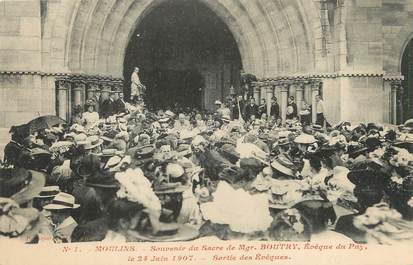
[{"x1": 82, "y1": 111, "x2": 99, "y2": 130}]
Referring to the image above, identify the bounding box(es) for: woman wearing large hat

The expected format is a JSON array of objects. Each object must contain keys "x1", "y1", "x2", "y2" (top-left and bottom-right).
[
  {"x1": 0, "y1": 167, "x2": 49, "y2": 242},
  {"x1": 81, "y1": 100, "x2": 100, "y2": 131}
]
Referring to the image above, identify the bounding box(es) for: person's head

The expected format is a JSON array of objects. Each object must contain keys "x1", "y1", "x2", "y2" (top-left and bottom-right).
[
  {"x1": 107, "y1": 199, "x2": 143, "y2": 232},
  {"x1": 250, "y1": 98, "x2": 255, "y2": 105},
  {"x1": 250, "y1": 114, "x2": 256, "y2": 121},
  {"x1": 178, "y1": 113, "x2": 186, "y2": 123},
  {"x1": 95, "y1": 90, "x2": 101, "y2": 98},
  {"x1": 87, "y1": 104, "x2": 94, "y2": 113},
  {"x1": 195, "y1": 113, "x2": 202, "y2": 121},
  {"x1": 101, "y1": 92, "x2": 109, "y2": 100},
  {"x1": 288, "y1": 96, "x2": 295, "y2": 104},
  {"x1": 261, "y1": 113, "x2": 267, "y2": 120},
  {"x1": 134, "y1": 67, "x2": 139, "y2": 73},
  {"x1": 119, "y1": 92, "x2": 124, "y2": 99},
  {"x1": 110, "y1": 92, "x2": 117, "y2": 100},
  {"x1": 49, "y1": 209, "x2": 72, "y2": 225},
  {"x1": 262, "y1": 98, "x2": 266, "y2": 104},
  {"x1": 87, "y1": 90, "x2": 94, "y2": 99},
  {"x1": 271, "y1": 97, "x2": 277, "y2": 104},
  {"x1": 315, "y1": 95, "x2": 321, "y2": 102}
]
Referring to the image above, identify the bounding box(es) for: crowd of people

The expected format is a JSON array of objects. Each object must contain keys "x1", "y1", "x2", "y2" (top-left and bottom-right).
[{"x1": 1, "y1": 86, "x2": 413, "y2": 245}]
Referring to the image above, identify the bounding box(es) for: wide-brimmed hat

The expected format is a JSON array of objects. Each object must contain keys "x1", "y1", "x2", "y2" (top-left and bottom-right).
[
  {"x1": 312, "y1": 124, "x2": 324, "y2": 132},
  {"x1": 127, "y1": 223, "x2": 199, "y2": 242},
  {"x1": 294, "y1": 133, "x2": 317, "y2": 144},
  {"x1": 0, "y1": 168, "x2": 46, "y2": 205},
  {"x1": 154, "y1": 182, "x2": 191, "y2": 194},
  {"x1": 271, "y1": 155, "x2": 296, "y2": 177},
  {"x1": 214, "y1": 100, "x2": 222, "y2": 105},
  {"x1": 83, "y1": 135, "x2": 103, "y2": 150},
  {"x1": 85, "y1": 171, "x2": 120, "y2": 189},
  {"x1": 347, "y1": 169, "x2": 385, "y2": 190},
  {"x1": 35, "y1": 186, "x2": 60, "y2": 199},
  {"x1": 70, "y1": 124, "x2": 86, "y2": 134},
  {"x1": 94, "y1": 148, "x2": 125, "y2": 157},
  {"x1": 43, "y1": 192, "x2": 80, "y2": 210},
  {"x1": 0, "y1": 203, "x2": 41, "y2": 241}
]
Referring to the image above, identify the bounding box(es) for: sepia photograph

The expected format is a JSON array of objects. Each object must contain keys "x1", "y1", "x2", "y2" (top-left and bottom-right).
[{"x1": 0, "y1": 0, "x2": 413, "y2": 264}]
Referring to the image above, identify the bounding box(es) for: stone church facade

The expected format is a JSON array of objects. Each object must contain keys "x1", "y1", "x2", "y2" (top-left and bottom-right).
[{"x1": 0, "y1": 0, "x2": 413, "y2": 131}]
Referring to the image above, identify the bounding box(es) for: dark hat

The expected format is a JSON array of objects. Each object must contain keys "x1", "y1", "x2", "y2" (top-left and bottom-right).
[
  {"x1": 85, "y1": 171, "x2": 119, "y2": 189},
  {"x1": 347, "y1": 144, "x2": 368, "y2": 159},
  {"x1": 220, "y1": 144, "x2": 240, "y2": 163},
  {"x1": 347, "y1": 169, "x2": 385, "y2": 190},
  {"x1": 0, "y1": 167, "x2": 46, "y2": 205},
  {"x1": 312, "y1": 124, "x2": 324, "y2": 133},
  {"x1": 293, "y1": 199, "x2": 336, "y2": 233},
  {"x1": 365, "y1": 136, "x2": 381, "y2": 150},
  {"x1": 75, "y1": 154, "x2": 101, "y2": 179}
]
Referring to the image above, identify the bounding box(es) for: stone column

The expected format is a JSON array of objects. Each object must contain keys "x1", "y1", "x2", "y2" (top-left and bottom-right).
[
  {"x1": 391, "y1": 81, "x2": 400, "y2": 124},
  {"x1": 56, "y1": 79, "x2": 69, "y2": 121},
  {"x1": 72, "y1": 78, "x2": 85, "y2": 109},
  {"x1": 311, "y1": 80, "x2": 320, "y2": 124},
  {"x1": 288, "y1": 81, "x2": 296, "y2": 100},
  {"x1": 253, "y1": 82, "x2": 260, "y2": 104},
  {"x1": 304, "y1": 81, "x2": 312, "y2": 106},
  {"x1": 266, "y1": 82, "x2": 273, "y2": 117},
  {"x1": 280, "y1": 82, "x2": 289, "y2": 124},
  {"x1": 296, "y1": 82, "x2": 305, "y2": 114}
]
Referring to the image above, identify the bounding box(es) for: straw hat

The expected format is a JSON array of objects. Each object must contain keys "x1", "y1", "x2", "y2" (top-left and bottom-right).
[
  {"x1": 43, "y1": 192, "x2": 80, "y2": 210},
  {"x1": 83, "y1": 135, "x2": 103, "y2": 150},
  {"x1": 35, "y1": 186, "x2": 60, "y2": 199},
  {"x1": 271, "y1": 155, "x2": 296, "y2": 177},
  {"x1": 294, "y1": 133, "x2": 317, "y2": 144}
]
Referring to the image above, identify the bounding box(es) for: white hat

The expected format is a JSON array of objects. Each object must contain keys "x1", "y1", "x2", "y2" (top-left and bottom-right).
[
  {"x1": 165, "y1": 110, "x2": 175, "y2": 117},
  {"x1": 70, "y1": 124, "x2": 86, "y2": 134},
  {"x1": 43, "y1": 192, "x2": 80, "y2": 210},
  {"x1": 35, "y1": 186, "x2": 60, "y2": 198},
  {"x1": 294, "y1": 133, "x2": 317, "y2": 144},
  {"x1": 215, "y1": 100, "x2": 222, "y2": 105}
]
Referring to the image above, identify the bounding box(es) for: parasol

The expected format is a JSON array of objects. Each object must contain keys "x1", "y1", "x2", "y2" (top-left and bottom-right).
[{"x1": 27, "y1": 115, "x2": 66, "y2": 133}]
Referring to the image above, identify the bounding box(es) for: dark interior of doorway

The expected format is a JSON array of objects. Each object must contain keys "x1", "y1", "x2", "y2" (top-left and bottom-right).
[
  {"x1": 402, "y1": 39, "x2": 413, "y2": 122},
  {"x1": 123, "y1": 0, "x2": 241, "y2": 111}
]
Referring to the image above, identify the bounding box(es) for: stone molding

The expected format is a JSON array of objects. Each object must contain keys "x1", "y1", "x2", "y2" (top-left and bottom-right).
[
  {"x1": 258, "y1": 72, "x2": 405, "y2": 81},
  {"x1": 0, "y1": 71, "x2": 124, "y2": 82}
]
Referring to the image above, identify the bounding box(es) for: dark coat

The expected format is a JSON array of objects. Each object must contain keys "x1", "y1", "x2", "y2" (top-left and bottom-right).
[
  {"x1": 113, "y1": 98, "x2": 126, "y2": 114},
  {"x1": 245, "y1": 104, "x2": 259, "y2": 120},
  {"x1": 270, "y1": 103, "x2": 280, "y2": 118},
  {"x1": 71, "y1": 216, "x2": 109, "y2": 242},
  {"x1": 100, "y1": 99, "x2": 115, "y2": 118},
  {"x1": 335, "y1": 214, "x2": 367, "y2": 244}
]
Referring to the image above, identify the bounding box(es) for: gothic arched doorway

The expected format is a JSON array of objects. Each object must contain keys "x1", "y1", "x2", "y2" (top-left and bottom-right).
[
  {"x1": 123, "y1": 0, "x2": 242, "y2": 111},
  {"x1": 402, "y1": 38, "x2": 413, "y2": 122}
]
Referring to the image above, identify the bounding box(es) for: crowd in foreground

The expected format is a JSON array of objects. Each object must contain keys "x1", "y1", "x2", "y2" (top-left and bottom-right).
[{"x1": 1, "y1": 94, "x2": 413, "y2": 245}]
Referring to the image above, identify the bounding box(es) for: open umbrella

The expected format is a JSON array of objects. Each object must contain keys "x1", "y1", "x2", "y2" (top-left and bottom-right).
[{"x1": 27, "y1": 115, "x2": 66, "y2": 133}]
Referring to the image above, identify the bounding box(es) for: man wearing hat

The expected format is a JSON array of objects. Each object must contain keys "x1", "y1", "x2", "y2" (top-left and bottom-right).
[
  {"x1": 113, "y1": 89, "x2": 126, "y2": 114},
  {"x1": 245, "y1": 98, "x2": 259, "y2": 121},
  {"x1": 90, "y1": 87, "x2": 101, "y2": 114},
  {"x1": 43, "y1": 192, "x2": 79, "y2": 243},
  {"x1": 100, "y1": 89, "x2": 115, "y2": 119}
]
